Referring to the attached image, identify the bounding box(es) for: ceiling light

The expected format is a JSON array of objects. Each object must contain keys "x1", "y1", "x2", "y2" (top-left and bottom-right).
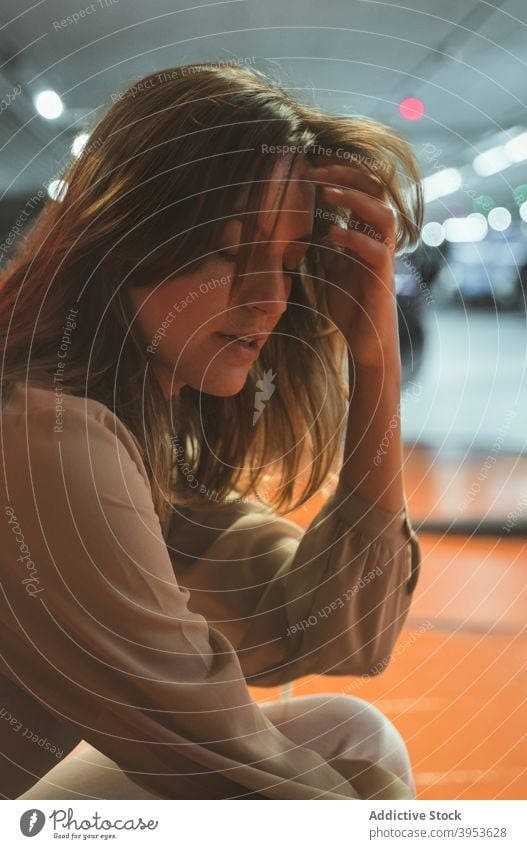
[
  {"x1": 472, "y1": 145, "x2": 511, "y2": 176},
  {"x1": 443, "y1": 215, "x2": 488, "y2": 242},
  {"x1": 34, "y1": 90, "x2": 63, "y2": 119},
  {"x1": 421, "y1": 222, "x2": 445, "y2": 246},
  {"x1": 487, "y1": 207, "x2": 511, "y2": 231},
  {"x1": 504, "y1": 131, "x2": 527, "y2": 163},
  {"x1": 422, "y1": 168, "x2": 462, "y2": 203},
  {"x1": 71, "y1": 133, "x2": 90, "y2": 157},
  {"x1": 47, "y1": 179, "x2": 67, "y2": 201}
]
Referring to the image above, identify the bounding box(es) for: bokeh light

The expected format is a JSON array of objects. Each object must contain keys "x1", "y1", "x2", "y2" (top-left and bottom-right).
[
  {"x1": 34, "y1": 90, "x2": 63, "y2": 119},
  {"x1": 487, "y1": 206, "x2": 512, "y2": 231},
  {"x1": 399, "y1": 97, "x2": 425, "y2": 121}
]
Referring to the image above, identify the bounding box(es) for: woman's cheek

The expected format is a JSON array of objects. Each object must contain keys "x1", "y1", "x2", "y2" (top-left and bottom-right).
[{"x1": 192, "y1": 260, "x2": 236, "y2": 316}]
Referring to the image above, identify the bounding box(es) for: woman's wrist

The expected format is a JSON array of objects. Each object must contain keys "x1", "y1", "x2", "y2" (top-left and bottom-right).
[
  {"x1": 346, "y1": 344, "x2": 402, "y2": 381},
  {"x1": 340, "y1": 348, "x2": 405, "y2": 513}
]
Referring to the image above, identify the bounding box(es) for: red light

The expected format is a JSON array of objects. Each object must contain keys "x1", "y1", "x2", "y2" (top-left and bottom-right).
[{"x1": 399, "y1": 97, "x2": 425, "y2": 121}]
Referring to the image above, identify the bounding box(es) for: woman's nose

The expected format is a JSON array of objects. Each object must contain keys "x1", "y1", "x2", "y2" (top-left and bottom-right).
[{"x1": 236, "y1": 268, "x2": 291, "y2": 318}]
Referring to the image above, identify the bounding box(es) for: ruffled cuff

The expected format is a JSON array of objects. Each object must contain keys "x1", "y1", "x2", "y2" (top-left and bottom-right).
[{"x1": 328, "y1": 476, "x2": 421, "y2": 595}]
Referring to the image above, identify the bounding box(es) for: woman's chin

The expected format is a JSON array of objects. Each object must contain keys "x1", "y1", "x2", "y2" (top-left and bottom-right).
[
  {"x1": 199, "y1": 373, "x2": 248, "y2": 397},
  {"x1": 154, "y1": 362, "x2": 248, "y2": 398},
  {"x1": 188, "y1": 363, "x2": 250, "y2": 397}
]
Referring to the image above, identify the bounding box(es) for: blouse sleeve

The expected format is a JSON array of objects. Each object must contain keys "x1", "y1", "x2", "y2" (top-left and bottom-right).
[
  {"x1": 166, "y1": 477, "x2": 421, "y2": 687},
  {"x1": 0, "y1": 399, "x2": 365, "y2": 800}
]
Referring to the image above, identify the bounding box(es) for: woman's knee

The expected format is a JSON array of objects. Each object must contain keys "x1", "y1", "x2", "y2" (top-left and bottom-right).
[
  {"x1": 328, "y1": 695, "x2": 415, "y2": 796},
  {"x1": 331, "y1": 694, "x2": 400, "y2": 737}
]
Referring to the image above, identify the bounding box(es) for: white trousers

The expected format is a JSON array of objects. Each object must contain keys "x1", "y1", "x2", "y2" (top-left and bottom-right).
[{"x1": 18, "y1": 694, "x2": 416, "y2": 800}]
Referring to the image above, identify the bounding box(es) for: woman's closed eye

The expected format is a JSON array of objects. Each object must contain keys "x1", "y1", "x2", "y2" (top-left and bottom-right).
[{"x1": 216, "y1": 249, "x2": 302, "y2": 275}]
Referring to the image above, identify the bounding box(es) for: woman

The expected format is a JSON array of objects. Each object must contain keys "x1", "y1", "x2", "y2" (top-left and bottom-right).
[{"x1": 0, "y1": 61, "x2": 422, "y2": 800}]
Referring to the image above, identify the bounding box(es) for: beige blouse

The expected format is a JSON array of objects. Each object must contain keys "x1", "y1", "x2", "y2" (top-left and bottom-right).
[{"x1": 0, "y1": 380, "x2": 420, "y2": 800}]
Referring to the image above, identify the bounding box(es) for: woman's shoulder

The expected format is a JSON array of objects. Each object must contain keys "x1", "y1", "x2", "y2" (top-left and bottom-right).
[
  {"x1": 1, "y1": 378, "x2": 145, "y2": 475},
  {"x1": 2, "y1": 378, "x2": 108, "y2": 423}
]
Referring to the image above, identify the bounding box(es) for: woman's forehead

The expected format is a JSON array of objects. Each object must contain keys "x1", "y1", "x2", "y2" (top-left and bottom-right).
[
  {"x1": 230, "y1": 155, "x2": 311, "y2": 203},
  {"x1": 232, "y1": 158, "x2": 315, "y2": 230}
]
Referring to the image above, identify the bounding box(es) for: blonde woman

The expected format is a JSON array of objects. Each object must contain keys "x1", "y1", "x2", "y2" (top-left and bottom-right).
[{"x1": 0, "y1": 62, "x2": 422, "y2": 800}]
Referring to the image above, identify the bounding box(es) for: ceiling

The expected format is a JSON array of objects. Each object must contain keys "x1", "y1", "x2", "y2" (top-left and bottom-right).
[{"x1": 1, "y1": 0, "x2": 526, "y2": 217}]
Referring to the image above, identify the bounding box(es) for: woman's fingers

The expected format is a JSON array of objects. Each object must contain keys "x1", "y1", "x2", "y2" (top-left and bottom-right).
[
  {"x1": 327, "y1": 223, "x2": 395, "y2": 273},
  {"x1": 309, "y1": 165, "x2": 395, "y2": 252},
  {"x1": 323, "y1": 185, "x2": 396, "y2": 245}
]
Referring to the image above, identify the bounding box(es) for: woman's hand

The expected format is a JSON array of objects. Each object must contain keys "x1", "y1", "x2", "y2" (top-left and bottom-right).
[
  {"x1": 309, "y1": 161, "x2": 399, "y2": 369},
  {"x1": 308, "y1": 159, "x2": 406, "y2": 512}
]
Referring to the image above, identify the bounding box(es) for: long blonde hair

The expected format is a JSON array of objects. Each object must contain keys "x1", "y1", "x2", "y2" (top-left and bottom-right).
[{"x1": 0, "y1": 62, "x2": 423, "y2": 537}]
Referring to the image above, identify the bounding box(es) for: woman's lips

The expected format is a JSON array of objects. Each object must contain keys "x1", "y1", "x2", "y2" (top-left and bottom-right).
[
  {"x1": 217, "y1": 331, "x2": 269, "y2": 350},
  {"x1": 215, "y1": 333, "x2": 262, "y2": 362},
  {"x1": 219, "y1": 334, "x2": 256, "y2": 349}
]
